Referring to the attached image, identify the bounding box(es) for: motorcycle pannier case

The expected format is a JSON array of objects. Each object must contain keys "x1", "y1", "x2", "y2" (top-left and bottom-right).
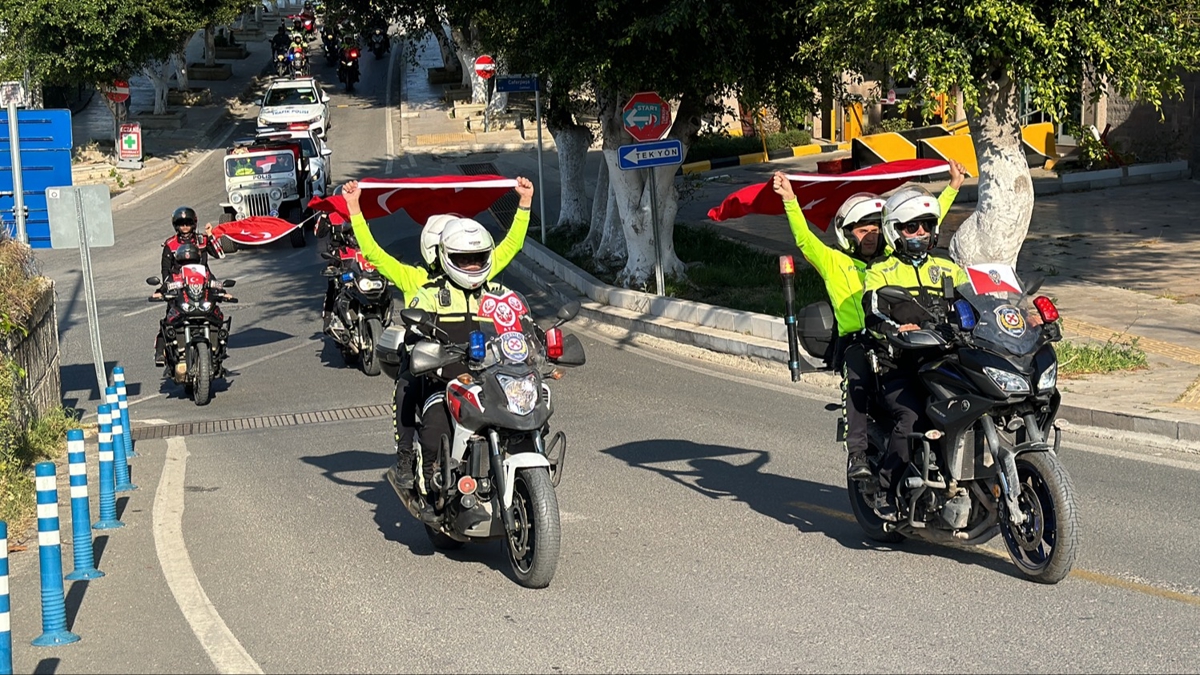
[
  {"x1": 374, "y1": 325, "x2": 408, "y2": 380},
  {"x1": 798, "y1": 301, "x2": 837, "y2": 369}
]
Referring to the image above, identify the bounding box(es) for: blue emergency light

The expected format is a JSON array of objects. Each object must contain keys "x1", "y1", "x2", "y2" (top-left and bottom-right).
[
  {"x1": 954, "y1": 299, "x2": 977, "y2": 330},
  {"x1": 468, "y1": 331, "x2": 487, "y2": 361}
]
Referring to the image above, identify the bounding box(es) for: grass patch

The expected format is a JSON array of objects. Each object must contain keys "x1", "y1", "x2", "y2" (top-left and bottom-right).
[
  {"x1": 685, "y1": 129, "x2": 813, "y2": 164},
  {"x1": 544, "y1": 222, "x2": 826, "y2": 316},
  {"x1": 1056, "y1": 336, "x2": 1148, "y2": 377}
]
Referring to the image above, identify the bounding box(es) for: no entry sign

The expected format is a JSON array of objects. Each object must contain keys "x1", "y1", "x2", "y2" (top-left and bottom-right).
[
  {"x1": 474, "y1": 55, "x2": 496, "y2": 80},
  {"x1": 106, "y1": 80, "x2": 130, "y2": 103}
]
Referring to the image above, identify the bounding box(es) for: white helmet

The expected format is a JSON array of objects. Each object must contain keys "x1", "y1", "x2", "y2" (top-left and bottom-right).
[
  {"x1": 420, "y1": 214, "x2": 457, "y2": 267},
  {"x1": 881, "y1": 186, "x2": 940, "y2": 261},
  {"x1": 438, "y1": 217, "x2": 494, "y2": 290},
  {"x1": 830, "y1": 193, "x2": 884, "y2": 255}
]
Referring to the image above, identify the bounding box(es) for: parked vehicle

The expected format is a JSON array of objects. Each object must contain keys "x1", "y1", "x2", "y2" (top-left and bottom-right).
[
  {"x1": 379, "y1": 291, "x2": 587, "y2": 588},
  {"x1": 146, "y1": 269, "x2": 237, "y2": 406},
  {"x1": 798, "y1": 270, "x2": 1079, "y2": 584}
]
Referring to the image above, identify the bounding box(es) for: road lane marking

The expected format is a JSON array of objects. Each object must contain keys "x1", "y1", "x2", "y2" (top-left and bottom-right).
[
  {"x1": 385, "y1": 41, "x2": 399, "y2": 174},
  {"x1": 1063, "y1": 439, "x2": 1200, "y2": 472},
  {"x1": 789, "y1": 499, "x2": 1200, "y2": 608},
  {"x1": 155, "y1": 437, "x2": 264, "y2": 674},
  {"x1": 123, "y1": 305, "x2": 162, "y2": 318}
]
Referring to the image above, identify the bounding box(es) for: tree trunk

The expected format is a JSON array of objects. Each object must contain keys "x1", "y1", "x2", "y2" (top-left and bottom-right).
[
  {"x1": 574, "y1": 159, "x2": 609, "y2": 257},
  {"x1": 594, "y1": 181, "x2": 626, "y2": 270},
  {"x1": 173, "y1": 48, "x2": 190, "y2": 91},
  {"x1": 428, "y1": 14, "x2": 458, "y2": 73},
  {"x1": 549, "y1": 123, "x2": 592, "y2": 231},
  {"x1": 598, "y1": 91, "x2": 687, "y2": 289},
  {"x1": 144, "y1": 60, "x2": 171, "y2": 115},
  {"x1": 449, "y1": 25, "x2": 484, "y2": 101},
  {"x1": 948, "y1": 72, "x2": 1034, "y2": 268},
  {"x1": 204, "y1": 24, "x2": 217, "y2": 68}
]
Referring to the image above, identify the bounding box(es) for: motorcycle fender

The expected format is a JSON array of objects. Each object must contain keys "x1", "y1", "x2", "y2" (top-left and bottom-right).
[
  {"x1": 1011, "y1": 440, "x2": 1054, "y2": 457},
  {"x1": 501, "y1": 453, "x2": 552, "y2": 509}
]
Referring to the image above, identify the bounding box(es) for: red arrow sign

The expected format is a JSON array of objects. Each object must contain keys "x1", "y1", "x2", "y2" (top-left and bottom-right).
[
  {"x1": 622, "y1": 91, "x2": 672, "y2": 142},
  {"x1": 474, "y1": 55, "x2": 496, "y2": 80},
  {"x1": 106, "y1": 80, "x2": 130, "y2": 103}
]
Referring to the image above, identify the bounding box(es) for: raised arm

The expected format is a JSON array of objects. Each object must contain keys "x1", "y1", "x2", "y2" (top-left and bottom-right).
[
  {"x1": 342, "y1": 180, "x2": 429, "y2": 296},
  {"x1": 490, "y1": 176, "x2": 533, "y2": 279}
]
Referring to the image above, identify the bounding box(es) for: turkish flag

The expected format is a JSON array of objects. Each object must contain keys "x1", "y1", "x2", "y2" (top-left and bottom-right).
[
  {"x1": 707, "y1": 159, "x2": 949, "y2": 230},
  {"x1": 308, "y1": 175, "x2": 518, "y2": 224},
  {"x1": 967, "y1": 264, "x2": 1023, "y2": 295},
  {"x1": 211, "y1": 216, "x2": 300, "y2": 246}
]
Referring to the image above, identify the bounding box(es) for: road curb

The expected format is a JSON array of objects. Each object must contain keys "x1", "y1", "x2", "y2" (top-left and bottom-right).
[{"x1": 509, "y1": 234, "x2": 1200, "y2": 445}]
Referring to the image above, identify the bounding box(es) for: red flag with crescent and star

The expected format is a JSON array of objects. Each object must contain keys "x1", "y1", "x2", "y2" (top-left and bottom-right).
[
  {"x1": 707, "y1": 159, "x2": 950, "y2": 231},
  {"x1": 308, "y1": 175, "x2": 519, "y2": 224},
  {"x1": 211, "y1": 216, "x2": 301, "y2": 245}
]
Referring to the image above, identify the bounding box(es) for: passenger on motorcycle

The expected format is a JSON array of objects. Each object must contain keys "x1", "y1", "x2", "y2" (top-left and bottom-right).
[
  {"x1": 860, "y1": 187, "x2": 968, "y2": 488},
  {"x1": 772, "y1": 160, "x2": 965, "y2": 480},
  {"x1": 340, "y1": 178, "x2": 534, "y2": 491}
]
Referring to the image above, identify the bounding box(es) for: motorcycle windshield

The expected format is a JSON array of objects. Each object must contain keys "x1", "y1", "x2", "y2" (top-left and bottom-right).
[
  {"x1": 473, "y1": 291, "x2": 546, "y2": 370},
  {"x1": 957, "y1": 284, "x2": 1041, "y2": 357}
]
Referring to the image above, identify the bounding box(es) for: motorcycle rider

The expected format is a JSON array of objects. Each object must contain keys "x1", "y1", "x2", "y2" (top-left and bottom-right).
[
  {"x1": 772, "y1": 160, "x2": 964, "y2": 480},
  {"x1": 339, "y1": 178, "x2": 534, "y2": 500},
  {"x1": 271, "y1": 22, "x2": 292, "y2": 55},
  {"x1": 860, "y1": 187, "x2": 969, "y2": 490},
  {"x1": 152, "y1": 207, "x2": 231, "y2": 366}
]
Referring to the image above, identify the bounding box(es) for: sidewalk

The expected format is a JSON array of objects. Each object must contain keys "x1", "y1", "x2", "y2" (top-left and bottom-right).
[
  {"x1": 70, "y1": 24, "x2": 276, "y2": 196},
  {"x1": 397, "y1": 40, "x2": 1200, "y2": 447}
]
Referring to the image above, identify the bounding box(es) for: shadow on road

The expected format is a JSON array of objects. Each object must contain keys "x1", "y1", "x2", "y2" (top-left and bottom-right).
[
  {"x1": 604, "y1": 439, "x2": 1018, "y2": 579},
  {"x1": 33, "y1": 658, "x2": 59, "y2": 674}
]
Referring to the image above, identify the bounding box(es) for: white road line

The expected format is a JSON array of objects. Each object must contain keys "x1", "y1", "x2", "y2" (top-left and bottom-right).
[
  {"x1": 1063, "y1": 438, "x2": 1200, "y2": 472},
  {"x1": 230, "y1": 338, "x2": 317, "y2": 370},
  {"x1": 384, "y1": 41, "x2": 399, "y2": 175},
  {"x1": 123, "y1": 305, "x2": 162, "y2": 318},
  {"x1": 154, "y1": 437, "x2": 264, "y2": 674}
]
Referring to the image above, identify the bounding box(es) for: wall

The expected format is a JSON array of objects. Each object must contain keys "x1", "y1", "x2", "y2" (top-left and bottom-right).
[
  {"x1": 1104, "y1": 72, "x2": 1200, "y2": 164},
  {"x1": 1, "y1": 279, "x2": 61, "y2": 428}
]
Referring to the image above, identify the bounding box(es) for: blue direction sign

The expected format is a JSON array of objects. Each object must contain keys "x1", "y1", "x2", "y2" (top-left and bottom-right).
[
  {"x1": 495, "y1": 74, "x2": 539, "y2": 93},
  {"x1": 1, "y1": 109, "x2": 73, "y2": 249},
  {"x1": 617, "y1": 139, "x2": 684, "y2": 171}
]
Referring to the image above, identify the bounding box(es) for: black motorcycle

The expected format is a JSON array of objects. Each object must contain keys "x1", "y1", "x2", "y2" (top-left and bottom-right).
[
  {"x1": 321, "y1": 247, "x2": 392, "y2": 376},
  {"x1": 368, "y1": 27, "x2": 388, "y2": 59},
  {"x1": 377, "y1": 291, "x2": 586, "y2": 588},
  {"x1": 146, "y1": 269, "x2": 237, "y2": 406},
  {"x1": 799, "y1": 273, "x2": 1079, "y2": 584},
  {"x1": 321, "y1": 28, "x2": 339, "y2": 66},
  {"x1": 337, "y1": 47, "x2": 360, "y2": 92}
]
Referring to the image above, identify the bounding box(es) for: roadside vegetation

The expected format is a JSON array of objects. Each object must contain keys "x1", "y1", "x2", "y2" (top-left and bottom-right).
[
  {"x1": 685, "y1": 129, "x2": 813, "y2": 164},
  {"x1": 1057, "y1": 336, "x2": 1148, "y2": 377},
  {"x1": 0, "y1": 236, "x2": 81, "y2": 542}
]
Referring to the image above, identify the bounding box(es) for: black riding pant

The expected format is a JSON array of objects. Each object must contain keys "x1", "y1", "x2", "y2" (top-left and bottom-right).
[
  {"x1": 879, "y1": 371, "x2": 923, "y2": 466},
  {"x1": 840, "y1": 341, "x2": 873, "y2": 456}
]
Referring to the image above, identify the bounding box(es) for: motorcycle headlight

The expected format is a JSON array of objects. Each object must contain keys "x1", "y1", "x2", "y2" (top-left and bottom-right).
[
  {"x1": 355, "y1": 278, "x2": 383, "y2": 292},
  {"x1": 1037, "y1": 362, "x2": 1058, "y2": 392},
  {"x1": 201, "y1": 301, "x2": 212, "y2": 311},
  {"x1": 180, "y1": 302, "x2": 190, "y2": 312},
  {"x1": 984, "y1": 366, "x2": 1031, "y2": 395},
  {"x1": 496, "y1": 373, "x2": 539, "y2": 416}
]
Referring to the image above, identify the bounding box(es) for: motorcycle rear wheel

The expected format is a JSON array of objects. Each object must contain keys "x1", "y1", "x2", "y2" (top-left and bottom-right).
[
  {"x1": 192, "y1": 347, "x2": 213, "y2": 406},
  {"x1": 999, "y1": 451, "x2": 1080, "y2": 584},
  {"x1": 506, "y1": 467, "x2": 561, "y2": 589},
  {"x1": 847, "y1": 438, "x2": 904, "y2": 543},
  {"x1": 360, "y1": 317, "x2": 383, "y2": 376}
]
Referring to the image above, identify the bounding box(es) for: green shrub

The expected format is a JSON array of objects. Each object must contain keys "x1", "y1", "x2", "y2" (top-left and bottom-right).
[
  {"x1": 866, "y1": 117, "x2": 915, "y2": 135},
  {"x1": 0, "y1": 238, "x2": 43, "y2": 336},
  {"x1": 686, "y1": 129, "x2": 813, "y2": 163}
]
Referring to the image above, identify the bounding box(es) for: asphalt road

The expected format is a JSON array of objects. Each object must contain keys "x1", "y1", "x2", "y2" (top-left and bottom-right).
[{"x1": 6, "y1": 39, "x2": 1200, "y2": 674}]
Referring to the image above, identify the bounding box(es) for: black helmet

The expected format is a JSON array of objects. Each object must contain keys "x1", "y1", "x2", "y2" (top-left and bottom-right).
[
  {"x1": 174, "y1": 242, "x2": 202, "y2": 266},
  {"x1": 172, "y1": 206, "x2": 198, "y2": 233}
]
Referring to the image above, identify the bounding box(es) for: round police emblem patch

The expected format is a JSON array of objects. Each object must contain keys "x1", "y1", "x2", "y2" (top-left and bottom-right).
[{"x1": 995, "y1": 305, "x2": 1026, "y2": 337}]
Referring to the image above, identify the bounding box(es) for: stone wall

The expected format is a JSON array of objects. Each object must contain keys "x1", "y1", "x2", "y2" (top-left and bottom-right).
[
  {"x1": 1104, "y1": 72, "x2": 1200, "y2": 165},
  {"x1": 1, "y1": 279, "x2": 61, "y2": 428}
]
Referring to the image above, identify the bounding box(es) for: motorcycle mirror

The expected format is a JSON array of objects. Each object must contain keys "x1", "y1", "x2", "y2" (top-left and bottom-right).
[
  {"x1": 320, "y1": 251, "x2": 337, "y2": 260},
  {"x1": 146, "y1": 276, "x2": 162, "y2": 286},
  {"x1": 222, "y1": 279, "x2": 237, "y2": 288},
  {"x1": 1022, "y1": 274, "x2": 1046, "y2": 297},
  {"x1": 555, "y1": 300, "x2": 581, "y2": 326},
  {"x1": 555, "y1": 334, "x2": 587, "y2": 367},
  {"x1": 400, "y1": 308, "x2": 430, "y2": 328}
]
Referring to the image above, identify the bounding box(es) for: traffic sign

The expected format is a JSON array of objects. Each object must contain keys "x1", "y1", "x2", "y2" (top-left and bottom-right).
[
  {"x1": 105, "y1": 80, "x2": 130, "y2": 103},
  {"x1": 622, "y1": 91, "x2": 672, "y2": 142},
  {"x1": 495, "y1": 73, "x2": 538, "y2": 93},
  {"x1": 0, "y1": 81, "x2": 26, "y2": 108},
  {"x1": 885, "y1": 88, "x2": 896, "y2": 105},
  {"x1": 474, "y1": 55, "x2": 496, "y2": 80},
  {"x1": 617, "y1": 139, "x2": 683, "y2": 171},
  {"x1": 1, "y1": 108, "x2": 73, "y2": 248},
  {"x1": 118, "y1": 122, "x2": 142, "y2": 165}
]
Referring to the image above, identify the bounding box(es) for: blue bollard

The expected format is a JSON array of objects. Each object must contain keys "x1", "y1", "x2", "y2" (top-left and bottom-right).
[
  {"x1": 112, "y1": 367, "x2": 137, "y2": 458},
  {"x1": 107, "y1": 387, "x2": 137, "y2": 493},
  {"x1": 1, "y1": 521, "x2": 12, "y2": 674},
  {"x1": 64, "y1": 429, "x2": 103, "y2": 581},
  {"x1": 92, "y1": 405, "x2": 124, "y2": 531},
  {"x1": 31, "y1": 463, "x2": 81, "y2": 646}
]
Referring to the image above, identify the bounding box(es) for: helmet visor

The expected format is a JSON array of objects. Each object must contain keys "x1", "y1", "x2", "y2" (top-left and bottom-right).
[{"x1": 449, "y1": 251, "x2": 490, "y2": 271}]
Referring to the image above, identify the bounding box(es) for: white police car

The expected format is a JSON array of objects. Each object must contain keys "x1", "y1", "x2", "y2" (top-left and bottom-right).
[{"x1": 255, "y1": 77, "x2": 331, "y2": 138}]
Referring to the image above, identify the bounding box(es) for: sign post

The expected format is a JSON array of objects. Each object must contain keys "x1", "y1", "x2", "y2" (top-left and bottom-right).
[
  {"x1": 473, "y1": 55, "x2": 495, "y2": 133},
  {"x1": 1, "y1": 81, "x2": 27, "y2": 243},
  {"x1": 620, "y1": 92, "x2": 676, "y2": 295},
  {"x1": 104, "y1": 81, "x2": 131, "y2": 155},
  {"x1": 496, "y1": 74, "x2": 546, "y2": 243},
  {"x1": 117, "y1": 122, "x2": 142, "y2": 170},
  {"x1": 46, "y1": 185, "x2": 115, "y2": 399}
]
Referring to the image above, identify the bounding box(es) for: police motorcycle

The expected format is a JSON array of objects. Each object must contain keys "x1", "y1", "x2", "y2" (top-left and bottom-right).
[
  {"x1": 798, "y1": 267, "x2": 1079, "y2": 584},
  {"x1": 317, "y1": 240, "x2": 393, "y2": 376},
  {"x1": 146, "y1": 266, "x2": 238, "y2": 406},
  {"x1": 321, "y1": 25, "x2": 340, "y2": 66},
  {"x1": 368, "y1": 26, "x2": 389, "y2": 59},
  {"x1": 376, "y1": 292, "x2": 586, "y2": 588},
  {"x1": 337, "y1": 44, "x2": 360, "y2": 92}
]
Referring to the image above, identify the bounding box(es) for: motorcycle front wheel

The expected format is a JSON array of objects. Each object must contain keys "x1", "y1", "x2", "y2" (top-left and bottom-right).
[
  {"x1": 359, "y1": 317, "x2": 383, "y2": 376},
  {"x1": 506, "y1": 467, "x2": 561, "y2": 589},
  {"x1": 192, "y1": 346, "x2": 213, "y2": 406},
  {"x1": 999, "y1": 451, "x2": 1080, "y2": 584}
]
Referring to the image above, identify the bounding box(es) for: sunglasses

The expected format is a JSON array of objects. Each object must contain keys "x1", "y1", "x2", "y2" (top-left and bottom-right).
[{"x1": 900, "y1": 220, "x2": 933, "y2": 235}]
